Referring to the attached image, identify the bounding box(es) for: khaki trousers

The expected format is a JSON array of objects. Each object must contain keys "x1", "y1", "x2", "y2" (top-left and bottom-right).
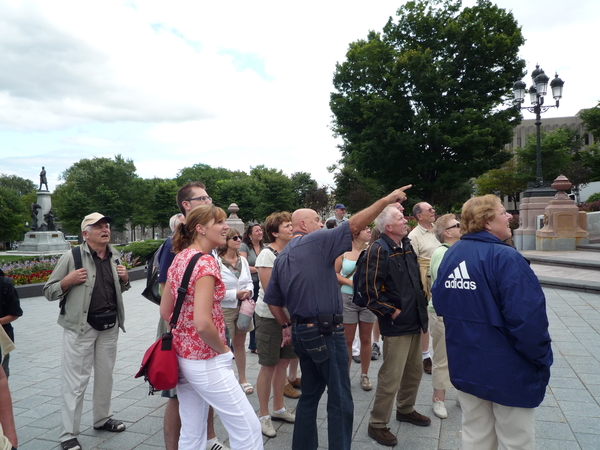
[
  {"x1": 429, "y1": 311, "x2": 452, "y2": 391},
  {"x1": 459, "y1": 391, "x2": 535, "y2": 450},
  {"x1": 60, "y1": 325, "x2": 119, "y2": 441},
  {"x1": 369, "y1": 333, "x2": 422, "y2": 428}
]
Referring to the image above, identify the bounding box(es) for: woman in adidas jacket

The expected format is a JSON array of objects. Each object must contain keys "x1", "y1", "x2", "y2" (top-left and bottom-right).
[{"x1": 431, "y1": 195, "x2": 552, "y2": 450}]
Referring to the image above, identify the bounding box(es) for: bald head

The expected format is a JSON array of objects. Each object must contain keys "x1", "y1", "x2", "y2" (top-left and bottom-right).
[{"x1": 292, "y1": 208, "x2": 323, "y2": 234}]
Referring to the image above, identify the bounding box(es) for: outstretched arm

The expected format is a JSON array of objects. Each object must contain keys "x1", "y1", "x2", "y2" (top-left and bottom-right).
[{"x1": 349, "y1": 185, "x2": 411, "y2": 235}]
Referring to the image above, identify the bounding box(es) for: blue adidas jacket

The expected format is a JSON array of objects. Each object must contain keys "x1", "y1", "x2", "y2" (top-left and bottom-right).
[{"x1": 431, "y1": 231, "x2": 552, "y2": 408}]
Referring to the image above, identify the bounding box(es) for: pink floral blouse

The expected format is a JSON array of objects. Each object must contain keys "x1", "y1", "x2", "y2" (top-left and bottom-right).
[{"x1": 167, "y1": 248, "x2": 226, "y2": 360}]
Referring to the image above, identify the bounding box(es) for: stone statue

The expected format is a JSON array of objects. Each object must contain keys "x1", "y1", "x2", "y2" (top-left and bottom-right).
[
  {"x1": 31, "y1": 203, "x2": 41, "y2": 230},
  {"x1": 39, "y1": 166, "x2": 48, "y2": 191},
  {"x1": 44, "y1": 209, "x2": 57, "y2": 231}
]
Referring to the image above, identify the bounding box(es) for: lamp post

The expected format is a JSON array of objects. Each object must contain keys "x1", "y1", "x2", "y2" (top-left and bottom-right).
[{"x1": 513, "y1": 64, "x2": 565, "y2": 187}]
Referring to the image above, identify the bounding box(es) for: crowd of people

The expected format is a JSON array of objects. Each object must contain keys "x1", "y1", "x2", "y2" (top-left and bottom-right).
[{"x1": 0, "y1": 179, "x2": 553, "y2": 450}]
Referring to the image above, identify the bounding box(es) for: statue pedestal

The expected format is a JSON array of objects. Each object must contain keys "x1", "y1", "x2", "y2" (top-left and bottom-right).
[
  {"x1": 19, "y1": 230, "x2": 71, "y2": 253},
  {"x1": 535, "y1": 175, "x2": 589, "y2": 251},
  {"x1": 514, "y1": 192, "x2": 554, "y2": 251}
]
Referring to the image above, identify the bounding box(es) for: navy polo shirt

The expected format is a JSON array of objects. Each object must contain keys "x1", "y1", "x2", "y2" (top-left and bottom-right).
[{"x1": 263, "y1": 221, "x2": 352, "y2": 319}]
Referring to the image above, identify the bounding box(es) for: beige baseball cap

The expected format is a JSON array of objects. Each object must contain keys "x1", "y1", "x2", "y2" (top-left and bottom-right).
[{"x1": 81, "y1": 212, "x2": 113, "y2": 231}]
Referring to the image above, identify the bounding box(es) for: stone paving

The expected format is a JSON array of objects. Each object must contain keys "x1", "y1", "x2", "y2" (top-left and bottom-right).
[{"x1": 5, "y1": 279, "x2": 600, "y2": 449}]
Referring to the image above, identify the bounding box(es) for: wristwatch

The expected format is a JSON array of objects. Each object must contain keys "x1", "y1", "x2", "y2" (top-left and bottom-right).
[{"x1": 282, "y1": 322, "x2": 292, "y2": 329}]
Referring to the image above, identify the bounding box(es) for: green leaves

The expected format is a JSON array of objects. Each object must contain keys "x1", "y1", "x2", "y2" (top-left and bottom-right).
[{"x1": 330, "y1": 0, "x2": 524, "y2": 209}]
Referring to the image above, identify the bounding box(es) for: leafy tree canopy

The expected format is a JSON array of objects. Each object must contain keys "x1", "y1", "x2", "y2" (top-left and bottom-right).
[
  {"x1": 0, "y1": 174, "x2": 36, "y2": 196},
  {"x1": 330, "y1": 0, "x2": 525, "y2": 206},
  {"x1": 580, "y1": 102, "x2": 600, "y2": 139},
  {"x1": 0, "y1": 187, "x2": 28, "y2": 243},
  {"x1": 474, "y1": 156, "x2": 527, "y2": 210},
  {"x1": 53, "y1": 155, "x2": 138, "y2": 233}
]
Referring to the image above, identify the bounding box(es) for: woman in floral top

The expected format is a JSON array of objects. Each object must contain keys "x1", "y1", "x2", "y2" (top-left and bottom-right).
[{"x1": 160, "y1": 204, "x2": 263, "y2": 450}]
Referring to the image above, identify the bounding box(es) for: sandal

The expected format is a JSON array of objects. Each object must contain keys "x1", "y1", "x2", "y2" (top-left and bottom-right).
[
  {"x1": 94, "y1": 418, "x2": 126, "y2": 432},
  {"x1": 240, "y1": 382, "x2": 254, "y2": 394},
  {"x1": 61, "y1": 438, "x2": 81, "y2": 450}
]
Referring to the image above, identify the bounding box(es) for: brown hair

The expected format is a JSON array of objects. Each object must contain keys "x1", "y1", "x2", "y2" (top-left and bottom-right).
[
  {"x1": 217, "y1": 228, "x2": 242, "y2": 257},
  {"x1": 460, "y1": 195, "x2": 501, "y2": 235},
  {"x1": 176, "y1": 181, "x2": 207, "y2": 216},
  {"x1": 264, "y1": 211, "x2": 292, "y2": 242},
  {"x1": 172, "y1": 204, "x2": 226, "y2": 253}
]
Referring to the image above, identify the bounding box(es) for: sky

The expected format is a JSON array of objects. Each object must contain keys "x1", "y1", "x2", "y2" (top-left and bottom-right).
[{"x1": 1, "y1": 0, "x2": 599, "y2": 192}]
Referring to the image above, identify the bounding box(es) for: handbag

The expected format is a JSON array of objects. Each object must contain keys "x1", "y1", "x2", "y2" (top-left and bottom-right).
[{"x1": 135, "y1": 252, "x2": 203, "y2": 394}]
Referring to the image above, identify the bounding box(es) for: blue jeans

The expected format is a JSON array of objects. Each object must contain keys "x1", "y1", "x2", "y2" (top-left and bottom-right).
[{"x1": 291, "y1": 323, "x2": 353, "y2": 450}]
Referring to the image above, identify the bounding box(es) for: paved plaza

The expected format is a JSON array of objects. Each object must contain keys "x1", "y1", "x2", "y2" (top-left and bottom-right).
[{"x1": 5, "y1": 277, "x2": 600, "y2": 449}]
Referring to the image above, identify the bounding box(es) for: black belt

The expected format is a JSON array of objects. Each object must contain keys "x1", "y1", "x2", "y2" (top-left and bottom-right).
[{"x1": 293, "y1": 314, "x2": 344, "y2": 326}]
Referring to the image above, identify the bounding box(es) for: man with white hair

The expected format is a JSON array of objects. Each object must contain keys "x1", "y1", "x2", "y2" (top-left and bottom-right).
[
  {"x1": 44, "y1": 213, "x2": 131, "y2": 450},
  {"x1": 366, "y1": 205, "x2": 430, "y2": 447},
  {"x1": 265, "y1": 186, "x2": 411, "y2": 450}
]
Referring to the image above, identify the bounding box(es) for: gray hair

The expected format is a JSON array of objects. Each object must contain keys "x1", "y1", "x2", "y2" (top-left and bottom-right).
[
  {"x1": 375, "y1": 205, "x2": 397, "y2": 233},
  {"x1": 413, "y1": 202, "x2": 424, "y2": 217},
  {"x1": 433, "y1": 214, "x2": 456, "y2": 243},
  {"x1": 169, "y1": 213, "x2": 183, "y2": 232}
]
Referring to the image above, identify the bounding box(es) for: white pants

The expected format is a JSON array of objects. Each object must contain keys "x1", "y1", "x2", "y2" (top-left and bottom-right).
[
  {"x1": 60, "y1": 325, "x2": 119, "y2": 441},
  {"x1": 177, "y1": 353, "x2": 263, "y2": 450},
  {"x1": 459, "y1": 391, "x2": 535, "y2": 450}
]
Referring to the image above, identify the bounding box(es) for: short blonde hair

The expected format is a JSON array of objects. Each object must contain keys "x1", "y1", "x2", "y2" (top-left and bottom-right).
[
  {"x1": 460, "y1": 195, "x2": 501, "y2": 234},
  {"x1": 433, "y1": 214, "x2": 457, "y2": 243}
]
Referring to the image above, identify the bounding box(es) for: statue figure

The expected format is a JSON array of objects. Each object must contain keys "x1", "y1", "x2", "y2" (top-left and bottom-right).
[
  {"x1": 44, "y1": 209, "x2": 57, "y2": 231},
  {"x1": 31, "y1": 203, "x2": 41, "y2": 230},
  {"x1": 39, "y1": 166, "x2": 48, "y2": 191}
]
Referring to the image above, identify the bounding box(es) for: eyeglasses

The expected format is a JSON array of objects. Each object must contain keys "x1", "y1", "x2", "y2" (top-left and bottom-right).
[
  {"x1": 187, "y1": 195, "x2": 212, "y2": 203},
  {"x1": 427, "y1": 208, "x2": 435, "y2": 212},
  {"x1": 231, "y1": 236, "x2": 242, "y2": 241},
  {"x1": 445, "y1": 223, "x2": 460, "y2": 230}
]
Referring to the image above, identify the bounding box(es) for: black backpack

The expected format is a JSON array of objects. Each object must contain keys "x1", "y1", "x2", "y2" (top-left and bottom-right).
[
  {"x1": 352, "y1": 238, "x2": 390, "y2": 308},
  {"x1": 141, "y1": 242, "x2": 166, "y2": 305}
]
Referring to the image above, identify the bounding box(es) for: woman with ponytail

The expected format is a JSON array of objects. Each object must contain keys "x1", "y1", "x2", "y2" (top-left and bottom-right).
[{"x1": 160, "y1": 204, "x2": 263, "y2": 450}]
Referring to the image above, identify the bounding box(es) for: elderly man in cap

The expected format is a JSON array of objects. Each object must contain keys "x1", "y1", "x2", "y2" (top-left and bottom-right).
[
  {"x1": 44, "y1": 213, "x2": 130, "y2": 450},
  {"x1": 326, "y1": 203, "x2": 348, "y2": 226}
]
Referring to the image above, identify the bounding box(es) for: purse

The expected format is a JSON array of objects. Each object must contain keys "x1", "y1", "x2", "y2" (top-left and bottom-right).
[{"x1": 135, "y1": 252, "x2": 203, "y2": 394}]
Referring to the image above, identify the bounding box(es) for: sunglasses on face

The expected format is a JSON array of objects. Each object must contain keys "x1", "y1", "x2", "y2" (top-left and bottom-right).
[
  {"x1": 445, "y1": 223, "x2": 460, "y2": 230},
  {"x1": 231, "y1": 236, "x2": 242, "y2": 241}
]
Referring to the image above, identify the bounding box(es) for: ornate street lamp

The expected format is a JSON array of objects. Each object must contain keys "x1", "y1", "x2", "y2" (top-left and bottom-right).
[{"x1": 513, "y1": 65, "x2": 565, "y2": 186}]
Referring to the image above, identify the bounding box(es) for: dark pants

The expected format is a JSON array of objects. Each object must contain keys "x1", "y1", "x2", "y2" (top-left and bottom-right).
[
  {"x1": 291, "y1": 323, "x2": 353, "y2": 450},
  {"x1": 248, "y1": 279, "x2": 260, "y2": 351}
]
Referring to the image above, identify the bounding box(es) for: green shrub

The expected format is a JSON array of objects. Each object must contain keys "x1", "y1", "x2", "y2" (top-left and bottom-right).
[
  {"x1": 121, "y1": 239, "x2": 164, "y2": 261},
  {"x1": 586, "y1": 192, "x2": 600, "y2": 203}
]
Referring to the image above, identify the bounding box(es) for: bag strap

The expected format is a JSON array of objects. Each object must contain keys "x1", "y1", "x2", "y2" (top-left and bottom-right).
[
  {"x1": 169, "y1": 252, "x2": 204, "y2": 330},
  {"x1": 59, "y1": 246, "x2": 83, "y2": 314}
]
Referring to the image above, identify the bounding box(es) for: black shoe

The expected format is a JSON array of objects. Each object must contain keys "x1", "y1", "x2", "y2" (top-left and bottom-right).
[
  {"x1": 94, "y1": 418, "x2": 126, "y2": 432},
  {"x1": 371, "y1": 343, "x2": 381, "y2": 360},
  {"x1": 396, "y1": 410, "x2": 431, "y2": 426},
  {"x1": 368, "y1": 425, "x2": 397, "y2": 446},
  {"x1": 61, "y1": 438, "x2": 82, "y2": 450},
  {"x1": 352, "y1": 355, "x2": 361, "y2": 364},
  {"x1": 423, "y1": 357, "x2": 432, "y2": 374}
]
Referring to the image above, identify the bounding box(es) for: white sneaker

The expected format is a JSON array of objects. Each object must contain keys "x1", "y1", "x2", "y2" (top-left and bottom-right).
[
  {"x1": 433, "y1": 400, "x2": 448, "y2": 419},
  {"x1": 271, "y1": 409, "x2": 295, "y2": 423},
  {"x1": 360, "y1": 374, "x2": 373, "y2": 391},
  {"x1": 207, "y1": 437, "x2": 230, "y2": 450},
  {"x1": 260, "y1": 415, "x2": 276, "y2": 437}
]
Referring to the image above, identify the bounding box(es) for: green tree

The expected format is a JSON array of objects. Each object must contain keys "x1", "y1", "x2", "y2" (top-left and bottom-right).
[
  {"x1": 53, "y1": 155, "x2": 138, "y2": 233},
  {"x1": 0, "y1": 187, "x2": 28, "y2": 244},
  {"x1": 0, "y1": 174, "x2": 36, "y2": 196},
  {"x1": 176, "y1": 163, "x2": 248, "y2": 208},
  {"x1": 250, "y1": 166, "x2": 296, "y2": 219},
  {"x1": 330, "y1": 0, "x2": 524, "y2": 205},
  {"x1": 580, "y1": 144, "x2": 600, "y2": 181},
  {"x1": 152, "y1": 179, "x2": 179, "y2": 229},
  {"x1": 474, "y1": 156, "x2": 528, "y2": 210},
  {"x1": 330, "y1": 164, "x2": 386, "y2": 213},
  {"x1": 516, "y1": 127, "x2": 581, "y2": 183},
  {"x1": 580, "y1": 102, "x2": 600, "y2": 138}
]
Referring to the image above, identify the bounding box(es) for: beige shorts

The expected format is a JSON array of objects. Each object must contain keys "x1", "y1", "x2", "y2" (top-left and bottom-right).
[
  {"x1": 342, "y1": 293, "x2": 377, "y2": 324},
  {"x1": 222, "y1": 303, "x2": 254, "y2": 335}
]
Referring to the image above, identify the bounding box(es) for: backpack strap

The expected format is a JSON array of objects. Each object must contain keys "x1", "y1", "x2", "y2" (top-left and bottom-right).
[
  {"x1": 59, "y1": 246, "x2": 83, "y2": 314},
  {"x1": 169, "y1": 252, "x2": 203, "y2": 330}
]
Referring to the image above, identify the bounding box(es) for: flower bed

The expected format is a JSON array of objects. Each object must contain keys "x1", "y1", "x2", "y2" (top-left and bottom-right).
[{"x1": 1, "y1": 252, "x2": 140, "y2": 286}]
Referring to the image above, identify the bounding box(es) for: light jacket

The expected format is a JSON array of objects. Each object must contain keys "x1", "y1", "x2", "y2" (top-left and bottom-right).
[
  {"x1": 431, "y1": 231, "x2": 553, "y2": 408},
  {"x1": 43, "y1": 242, "x2": 130, "y2": 334},
  {"x1": 219, "y1": 256, "x2": 253, "y2": 309},
  {"x1": 365, "y1": 234, "x2": 428, "y2": 336}
]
